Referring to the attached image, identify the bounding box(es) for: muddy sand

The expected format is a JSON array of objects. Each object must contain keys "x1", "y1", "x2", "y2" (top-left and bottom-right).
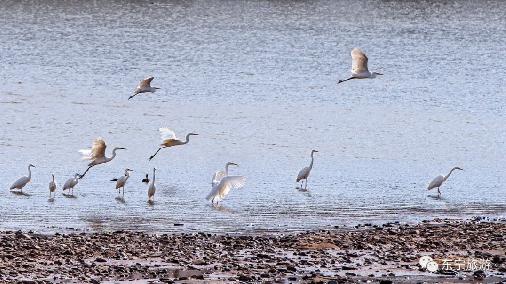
[{"x1": 0, "y1": 218, "x2": 504, "y2": 283}]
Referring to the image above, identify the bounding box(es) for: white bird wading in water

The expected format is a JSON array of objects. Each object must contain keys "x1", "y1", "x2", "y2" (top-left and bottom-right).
[
  {"x1": 296, "y1": 150, "x2": 318, "y2": 190},
  {"x1": 148, "y1": 168, "x2": 157, "y2": 203},
  {"x1": 148, "y1": 128, "x2": 198, "y2": 161},
  {"x1": 211, "y1": 162, "x2": 238, "y2": 187},
  {"x1": 427, "y1": 167, "x2": 463, "y2": 195},
  {"x1": 206, "y1": 162, "x2": 245, "y2": 205},
  {"x1": 62, "y1": 173, "x2": 80, "y2": 196},
  {"x1": 49, "y1": 174, "x2": 57, "y2": 198},
  {"x1": 10, "y1": 164, "x2": 35, "y2": 192},
  {"x1": 111, "y1": 168, "x2": 133, "y2": 197},
  {"x1": 129, "y1": 76, "x2": 160, "y2": 100},
  {"x1": 78, "y1": 138, "x2": 126, "y2": 179},
  {"x1": 338, "y1": 48, "x2": 383, "y2": 84}
]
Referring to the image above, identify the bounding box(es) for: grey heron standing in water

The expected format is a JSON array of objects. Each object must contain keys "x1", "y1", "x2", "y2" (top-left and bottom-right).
[
  {"x1": 148, "y1": 168, "x2": 157, "y2": 203},
  {"x1": 10, "y1": 164, "x2": 35, "y2": 192},
  {"x1": 296, "y1": 150, "x2": 318, "y2": 190},
  {"x1": 49, "y1": 174, "x2": 57, "y2": 198},
  {"x1": 427, "y1": 167, "x2": 464, "y2": 195},
  {"x1": 62, "y1": 173, "x2": 80, "y2": 196},
  {"x1": 111, "y1": 168, "x2": 133, "y2": 197}
]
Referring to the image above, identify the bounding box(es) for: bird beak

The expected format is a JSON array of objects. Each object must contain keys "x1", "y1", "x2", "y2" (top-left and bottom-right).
[
  {"x1": 231, "y1": 162, "x2": 238, "y2": 166},
  {"x1": 376, "y1": 72, "x2": 384, "y2": 75},
  {"x1": 119, "y1": 147, "x2": 126, "y2": 150}
]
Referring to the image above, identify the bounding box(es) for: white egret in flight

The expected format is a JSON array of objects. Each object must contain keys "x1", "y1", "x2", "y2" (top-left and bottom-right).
[
  {"x1": 148, "y1": 168, "x2": 157, "y2": 202},
  {"x1": 62, "y1": 173, "x2": 80, "y2": 196},
  {"x1": 111, "y1": 168, "x2": 133, "y2": 196},
  {"x1": 78, "y1": 138, "x2": 126, "y2": 178},
  {"x1": 212, "y1": 162, "x2": 238, "y2": 187},
  {"x1": 296, "y1": 150, "x2": 318, "y2": 190},
  {"x1": 206, "y1": 162, "x2": 246, "y2": 204},
  {"x1": 49, "y1": 174, "x2": 57, "y2": 198},
  {"x1": 148, "y1": 128, "x2": 198, "y2": 161},
  {"x1": 427, "y1": 167, "x2": 463, "y2": 195},
  {"x1": 10, "y1": 164, "x2": 35, "y2": 192},
  {"x1": 338, "y1": 48, "x2": 383, "y2": 84},
  {"x1": 129, "y1": 76, "x2": 160, "y2": 100}
]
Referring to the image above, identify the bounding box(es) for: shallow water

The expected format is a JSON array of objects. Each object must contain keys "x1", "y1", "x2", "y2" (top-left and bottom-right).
[{"x1": 0, "y1": 0, "x2": 505, "y2": 233}]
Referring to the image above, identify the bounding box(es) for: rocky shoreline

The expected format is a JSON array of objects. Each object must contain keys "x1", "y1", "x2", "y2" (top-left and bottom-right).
[{"x1": 0, "y1": 218, "x2": 504, "y2": 283}]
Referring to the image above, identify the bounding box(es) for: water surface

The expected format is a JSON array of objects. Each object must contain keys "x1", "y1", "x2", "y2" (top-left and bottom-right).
[{"x1": 0, "y1": 0, "x2": 505, "y2": 233}]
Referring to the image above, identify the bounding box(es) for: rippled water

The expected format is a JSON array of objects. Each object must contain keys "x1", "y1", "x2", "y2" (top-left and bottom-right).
[{"x1": 0, "y1": 0, "x2": 505, "y2": 233}]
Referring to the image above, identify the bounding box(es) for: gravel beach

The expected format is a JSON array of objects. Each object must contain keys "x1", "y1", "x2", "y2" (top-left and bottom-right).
[{"x1": 0, "y1": 218, "x2": 504, "y2": 283}]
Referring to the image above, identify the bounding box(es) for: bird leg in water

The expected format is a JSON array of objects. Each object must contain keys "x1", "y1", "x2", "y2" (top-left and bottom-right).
[
  {"x1": 337, "y1": 77, "x2": 357, "y2": 84},
  {"x1": 79, "y1": 166, "x2": 93, "y2": 179},
  {"x1": 148, "y1": 148, "x2": 162, "y2": 161},
  {"x1": 437, "y1": 188, "x2": 441, "y2": 195}
]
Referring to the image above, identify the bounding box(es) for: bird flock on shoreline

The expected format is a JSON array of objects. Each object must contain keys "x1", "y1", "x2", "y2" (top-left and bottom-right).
[{"x1": 8, "y1": 48, "x2": 463, "y2": 205}]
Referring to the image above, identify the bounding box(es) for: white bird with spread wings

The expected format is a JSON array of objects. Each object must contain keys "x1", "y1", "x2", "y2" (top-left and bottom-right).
[
  {"x1": 207, "y1": 162, "x2": 245, "y2": 205},
  {"x1": 148, "y1": 128, "x2": 198, "y2": 161},
  {"x1": 338, "y1": 48, "x2": 383, "y2": 84},
  {"x1": 129, "y1": 76, "x2": 160, "y2": 100},
  {"x1": 78, "y1": 138, "x2": 126, "y2": 179}
]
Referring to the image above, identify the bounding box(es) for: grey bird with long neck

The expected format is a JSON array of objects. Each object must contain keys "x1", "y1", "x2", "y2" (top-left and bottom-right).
[
  {"x1": 427, "y1": 166, "x2": 464, "y2": 195},
  {"x1": 148, "y1": 128, "x2": 198, "y2": 161},
  {"x1": 10, "y1": 164, "x2": 35, "y2": 192},
  {"x1": 296, "y1": 150, "x2": 318, "y2": 190}
]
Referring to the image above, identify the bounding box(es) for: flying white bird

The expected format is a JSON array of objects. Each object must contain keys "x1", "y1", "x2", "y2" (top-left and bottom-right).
[
  {"x1": 78, "y1": 138, "x2": 126, "y2": 178},
  {"x1": 62, "y1": 173, "x2": 80, "y2": 196},
  {"x1": 212, "y1": 162, "x2": 238, "y2": 187},
  {"x1": 10, "y1": 164, "x2": 35, "y2": 192},
  {"x1": 129, "y1": 76, "x2": 160, "y2": 100},
  {"x1": 111, "y1": 168, "x2": 133, "y2": 196},
  {"x1": 427, "y1": 167, "x2": 463, "y2": 195},
  {"x1": 296, "y1": 150, "x2": 318, "y2": 190},
  {"x1": 338, "y1": 48, "x2": 383, "y2": 84},
  {"x1": 206, "y1": 163, "x2": 246, "y2": 204},
  {"x1": 148, "y1": 168, "x2": 157, "y2": 202},
  {"x1": 148, "y1": 128, "x2": 198, "y2": 161},
  {"x1": 49, "y1": 174, "x2": 57, "y2": 198}
]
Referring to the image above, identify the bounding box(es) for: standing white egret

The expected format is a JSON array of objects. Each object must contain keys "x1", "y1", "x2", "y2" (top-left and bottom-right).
[
  {"x1": 296, "y1": 150, "x2": 318, "y2": 190},
  {"x1": 148, "y1": 168, "x2": 157, "y2": 202},
  {"x1": 10, "y1": 164, "x2": 35, "y2": 192},
  {"x1": 49, "y1": 174, "x2": 57, "y2": 198},
  {"x1": 62, "y1": 173, "x2": 80, "y2": 196},
  {"x1": 338, "y1": 48, "x2": 383, "y2": 84},
  {"x1": 111, "y1": 168, "x2": 133, "y2": 196},
  {"x1": 78, "y1": 138, "x2": 126, "y2": 178},
  {"x1": 129, "y1": 76, "x2": 160, "y2": 100},
  {"x1": 148, "y1": 128, "x2": 198, "y2": 161},
  {"x1": 427, "y1": 167, "x2": 464, "y2": 195},
  {"x1": 212, "y1": 162, "x2": 238, "y2": 187}
]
